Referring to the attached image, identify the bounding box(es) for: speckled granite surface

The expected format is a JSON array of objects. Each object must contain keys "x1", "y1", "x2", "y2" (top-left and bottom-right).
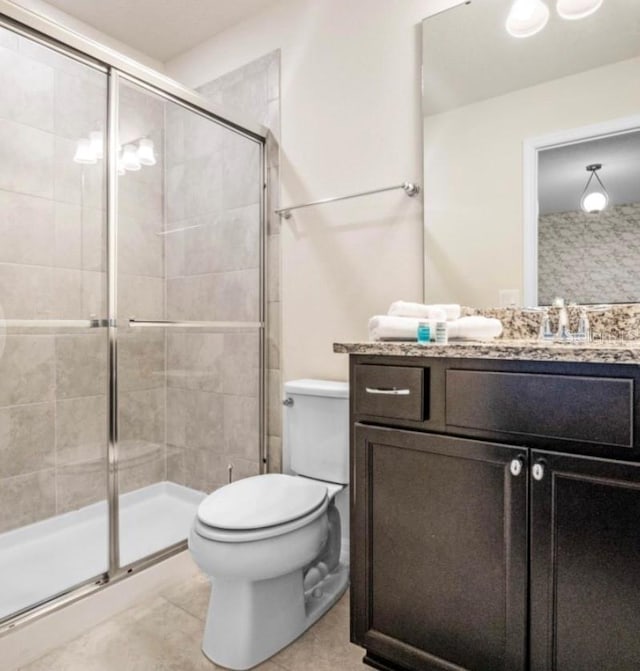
[
  {"x1": 462, "y1": 303, "x2": 640, "y2": 340},
  {"x1": 333, "y1": 339, "x2": 640, "y2": 364}
]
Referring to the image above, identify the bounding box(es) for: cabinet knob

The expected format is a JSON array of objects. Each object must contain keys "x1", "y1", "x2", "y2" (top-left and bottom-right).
[
  {"x1": 532, "y1": 461, "x2": 545, "y2": 481},
  {"x1": 509, "y1": 458, "x2": 524, "y2": 477}
]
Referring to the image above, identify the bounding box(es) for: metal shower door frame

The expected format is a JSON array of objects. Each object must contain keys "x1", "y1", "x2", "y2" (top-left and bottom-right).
[{"x1": 0, "y1": 2, "x2": 269, "y2": 633}]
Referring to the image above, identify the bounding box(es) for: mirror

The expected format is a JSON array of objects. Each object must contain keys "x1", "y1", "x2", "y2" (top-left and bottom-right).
[{"x1": 422, "y1": 0, "x2": 640, "y2": 306}]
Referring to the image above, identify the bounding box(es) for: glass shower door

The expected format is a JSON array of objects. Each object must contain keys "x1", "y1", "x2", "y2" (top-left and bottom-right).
[
  {"x1": 0, "y1": 27, "x2": 109, "y2": 620},
  {"x1": 115, "y1": 78, "x2": 263, "y2": 567}
]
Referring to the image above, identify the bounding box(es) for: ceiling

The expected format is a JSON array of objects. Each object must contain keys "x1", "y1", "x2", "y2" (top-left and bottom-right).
[
  {"x1": 538, "y1": 130, "x2": 640, "y2": 215},
  {"x1": 42, "y1": 0, "x2": 280, "y2": 62},
  {"x1": 423, "y1": 0, "x2": 640, "y2": 115}
]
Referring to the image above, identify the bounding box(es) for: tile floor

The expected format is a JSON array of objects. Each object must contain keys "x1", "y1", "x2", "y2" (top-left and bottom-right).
[{"x1": 19, "y1": 572, "x2": 365, "y2": 671}]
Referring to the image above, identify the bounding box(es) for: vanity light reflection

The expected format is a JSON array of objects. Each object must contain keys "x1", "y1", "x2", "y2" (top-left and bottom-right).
[{"x1": 73, "y1": 134, "x2": 157, "y2": 174}]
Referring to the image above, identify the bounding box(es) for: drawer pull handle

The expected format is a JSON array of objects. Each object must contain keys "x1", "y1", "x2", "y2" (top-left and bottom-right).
[{"x1": 365, "y1": 387, "x2": 411, "y2": 396}]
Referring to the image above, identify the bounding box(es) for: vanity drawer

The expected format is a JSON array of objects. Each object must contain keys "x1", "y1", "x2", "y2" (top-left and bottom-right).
[
  {"x1": 446, "y1": 370, "x2": 633, "y2": 447},
  {"x1": 354, "y1": 364, "x2": 426, "y2": 421}
]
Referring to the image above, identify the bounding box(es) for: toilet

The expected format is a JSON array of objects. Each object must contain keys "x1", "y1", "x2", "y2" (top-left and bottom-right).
[{"x1": 189, "y1": 379, "x2": 350, "y2": 670}]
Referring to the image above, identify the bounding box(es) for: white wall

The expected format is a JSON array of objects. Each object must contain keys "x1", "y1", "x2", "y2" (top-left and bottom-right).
[
  {"x1": 423, "y1": 56, "x2": 640, "y2": 308},
  {"x1": 9, "y1": 0, "x2": 164, "y2": 70},
  {"x1": 167, "y1": 0, "x2": 461, "y2": 382}
]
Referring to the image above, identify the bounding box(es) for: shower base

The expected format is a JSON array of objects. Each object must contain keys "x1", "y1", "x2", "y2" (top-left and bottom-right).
[{"x1": 0, "y1": 481, "x2": 205, "y2": 621}]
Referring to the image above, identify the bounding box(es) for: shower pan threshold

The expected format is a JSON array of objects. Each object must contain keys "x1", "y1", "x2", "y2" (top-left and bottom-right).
[{"x1": 0, "y1": 481, "x2": 205, "y2": 621}]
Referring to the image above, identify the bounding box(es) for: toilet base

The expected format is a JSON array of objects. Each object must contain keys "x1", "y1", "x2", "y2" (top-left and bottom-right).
[{"x1": 201, "y1": 563, "x2": 349, "y2": 670}]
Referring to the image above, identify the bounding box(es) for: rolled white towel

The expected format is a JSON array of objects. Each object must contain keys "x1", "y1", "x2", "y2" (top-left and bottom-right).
[
  {"x1": 447, "y1": 316, "x2": 503, "y2": 341},
  {"x1": 388, "y1": 301, "x2": 461, "y2": 321},
  {"x1": 369, "y1": 315, "x2": 426, "y2": 341},
  {"x1": 368, "y1": 315, "x2": 502, "y2": 342}
]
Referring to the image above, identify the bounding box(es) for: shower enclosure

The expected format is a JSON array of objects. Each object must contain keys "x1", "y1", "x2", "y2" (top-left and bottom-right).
[{"x1": 0, "y1": 7, "x2": 266, "y2": 628}]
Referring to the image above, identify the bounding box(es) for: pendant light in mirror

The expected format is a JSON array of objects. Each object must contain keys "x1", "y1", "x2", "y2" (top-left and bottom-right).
[
  {"x1": 506, "y1": 0, "x2": 550, "y2": 38},
  {"x1": 580, "y1": 163, "x2": 609, "y2": 213},
  {"x1": 556, "y1": 0, "x2": 603, "y2": 20}
]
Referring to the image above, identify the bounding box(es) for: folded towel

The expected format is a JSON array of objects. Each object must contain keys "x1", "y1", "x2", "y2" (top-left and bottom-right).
[
  {"x1": 447, "y1": 316, "x2": 503, "y2": 341},
  {"x1": 388, "y1": 301, "x2": 461, "y2": 321},
  {"x1": 368, "y1": 315, "x2": 502, "y2": 342},
  {"x1": 369, "y1": 315, "x2": 429, "y2": 341}
]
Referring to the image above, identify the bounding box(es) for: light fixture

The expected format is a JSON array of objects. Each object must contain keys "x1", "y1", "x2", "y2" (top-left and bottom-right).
[
  {"x1": 556, "y1": 0, "x2": 603, "y2": 20},
  {"x1": 122, "y1": 143, "x2": 141, "y2": 171},
  {"x1": 73, "y1": 138, "x2": 97, "y2": 165},
  {"x1": 506, "y1": 0, "x2": 550, "y2": 38},
  {"x1": 137, "y1": 138, "x2": 156, "y2": 166},
  {"x1": 89, "y1": 130, "x2": 104, "y2": 160},
  {"x1": 580, "y1": 163, "x2": 609, "y2": 213}
]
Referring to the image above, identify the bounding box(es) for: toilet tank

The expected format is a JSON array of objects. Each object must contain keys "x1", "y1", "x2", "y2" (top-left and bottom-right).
[{"x1": 284, "y1": 379, "x2": 349, "y2": 484}]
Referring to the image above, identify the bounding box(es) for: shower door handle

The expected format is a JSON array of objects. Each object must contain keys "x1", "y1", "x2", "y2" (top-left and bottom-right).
[
  {"x1": 128, "y1": 319, "x2": 263, "y2": 329},
  {"x1": 1, "y1": 318, "x2": 109, "y2": 328}
]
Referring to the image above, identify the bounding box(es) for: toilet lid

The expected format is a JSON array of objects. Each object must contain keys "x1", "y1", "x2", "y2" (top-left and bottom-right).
[{"x1": 197, "y1": 474, "x2": 328, "y2": 530}]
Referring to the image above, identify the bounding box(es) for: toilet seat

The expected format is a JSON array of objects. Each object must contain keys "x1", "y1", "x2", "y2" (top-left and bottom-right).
[{"x1": 194, "y1": 473, "x2": 329, "y2": 543}]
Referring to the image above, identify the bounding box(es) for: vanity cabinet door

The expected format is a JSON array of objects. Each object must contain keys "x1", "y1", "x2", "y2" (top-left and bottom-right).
[
  {"x1": 352, "y1": 424, "x2": 528, "y2": 671},
  {"x1": 530, "y1": 451, "x2": 640, "y2": 671}
]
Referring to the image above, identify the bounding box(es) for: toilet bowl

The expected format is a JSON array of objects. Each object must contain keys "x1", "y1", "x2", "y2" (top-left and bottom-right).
[
  {"x1": 189, "y1": 379, "x2": 350, "y2": 670},
  {"x1": 189, "y1": 474, "x2": 348, "y2": 670}
]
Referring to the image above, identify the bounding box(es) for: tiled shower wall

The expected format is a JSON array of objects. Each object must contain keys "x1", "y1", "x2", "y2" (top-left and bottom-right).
[
  {"x1": 197, "y1": 51, "x2": 283, "y2": 475},
  {"x1": 538, "y1": 202, "x2": 640, "y2": 305},
  {"x1": 0, "y1": 35, "x2": 279, "y2": 533},
  {"x1": 0, "y1": 31, "x2": 109, "y2": 534},
  {"x1": 163, "y1": 82, "x2": 263, "y2": 491},
  {"x1": 116, "y1": 82, "x2": 168, "y2": 498}
]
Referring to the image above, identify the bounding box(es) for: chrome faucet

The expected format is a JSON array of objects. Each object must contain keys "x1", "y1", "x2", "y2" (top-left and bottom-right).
[{"x1": 553, "y1": 298, "x2": 571, "y2": 339}]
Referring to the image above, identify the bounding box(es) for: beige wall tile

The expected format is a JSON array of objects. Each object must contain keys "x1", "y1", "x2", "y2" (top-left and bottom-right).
[
  {"x1": 118, "y1": 213, "x2": 164, "y2": 278},
  {"x1": 166, "y1": 274, "x2": 218, "y2": 321},
  {"x1": 184, "y1": 390, "x2": 224, "y2": 451},
  {"x1": 0, "y1": 263, "x2": 52, "y2": 319},
  {"x1": 268, "y1": 368, "x2": 282, "y2": 438},
  {"x1": 182, "y1": 204, "x2": 259, "y2": 275},
  {"x1": 0, "y1": 469, "x2": 55, "y2": 533},
  {"x1": 222, "y1": 332, "x2": 259, "y2": 397},
  {"x1": 0, "y1": 402, "x2": 55, "y2": 478},
  {"x1": 0, "y1": 190, "x2": 55, "y2": 266},
  {"x1": 118, "y1": 441, "x2": 166, "y2": 494},
  {"x1": 49, "y1": 268, "x2": 83, "y2": 318},
  {"x1": 267, "y1": 233, "x2": 280, "y2": 302},
  {"x1": 224, "y1": 394, "x2": 259, "y2": 461},
  {"x1": 81, "y1": 270, "x2": 107, "y2": 317},
  {"x1": 55, "y1": 334, "x2": 108, "y2": 399},
  {"x1": 56, "y1": 458, "x2": 107, "y2": 513},
  {"x1": 119, "y1": 274, "x2": 164, "y2": 321},
  {"x1": 0, "y1": 47, "x2": 54, "y2": 132},
  {"x1": 183, "y1": 446, "x2": 227, "y2": 493},
  {"x1": 222, "y1": 132, "x2": 261, "y2": 210},
  {"x1": 214, "y1": 268, "x2": 260, "y2": 322},
  {"x1": 267, "y1": 300, "x2": 280, "y2": 370},
  {"x1": 54, "y1": 202, "x2": 82, "y2": 269},
  {"x1": 0, "y1": 335, "x2": 55, "y2": 406},
  {"x1": 53, "y1": 70, "x2": 106, "y2": 141},
  {"x1": 167, "y1": 332, "x2": 224, "y2": 393},
  {"x1": 268, "y1": 435, "x2": 282, "y2": 474},
  {"x1": 81, "y1": 207, "x2": 106, "y2": 272},
  {"x1": 119, "y1": 388, "x2": 165, "y2": 446},
  {"x1": 56, "y1": 395, "x2": 107, "y2": 465},
  {"x1": 118, "y1": 330, "x2": 166, "y2": 392},
  {"x1": 0, "y1": 120, "x2": 54, "y2": 198},
  {"x1": 166, "y1": 444, "x2": 185, "y2": 486}
]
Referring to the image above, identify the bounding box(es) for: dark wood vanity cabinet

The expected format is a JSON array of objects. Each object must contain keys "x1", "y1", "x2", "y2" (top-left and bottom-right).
[{"x1": 349, "y1": 356, "x2": 640, "y2": 671}]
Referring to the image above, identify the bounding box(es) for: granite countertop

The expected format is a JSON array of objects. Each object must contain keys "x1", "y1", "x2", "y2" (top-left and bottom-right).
[{"x1": 333, "y1": 339, "x2": 640, "y2": 364}]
